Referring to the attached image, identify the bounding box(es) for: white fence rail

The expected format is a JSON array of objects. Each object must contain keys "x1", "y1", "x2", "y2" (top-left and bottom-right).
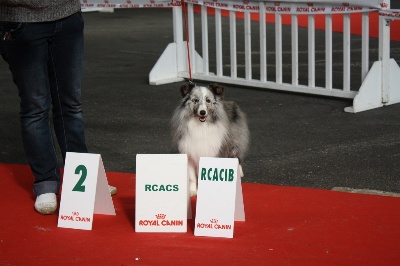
[{"x1": 149, "y1": 0, "x2": 400, "y2": 113}]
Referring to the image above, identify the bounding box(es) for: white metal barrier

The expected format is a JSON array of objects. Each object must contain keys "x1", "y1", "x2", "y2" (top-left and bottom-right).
[{"x1": 149, "y1": 0, "x2": 400, "y2": 113}]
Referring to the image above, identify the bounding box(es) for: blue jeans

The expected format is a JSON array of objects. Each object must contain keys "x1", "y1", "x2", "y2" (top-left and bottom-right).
[{"x1": 0, "y1": 12, "x2": 88, "y2": 196}]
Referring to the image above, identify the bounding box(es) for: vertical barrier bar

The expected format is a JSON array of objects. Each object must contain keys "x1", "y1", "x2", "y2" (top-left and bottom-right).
[
  {"x1": 308, "y1": 14, "x2": 315, "y2": 88},
  {"x1": 291, "y1": 14, "x2": 299, "y2": 86},
  {"x1": 230, "y1": 11, "x2": 237, "y2": 78},
  {"x1": 173, "y1": 5, "x2": 183, "y2": 44},
  {"x1": 361, "y1": 12, "x2": 369, "y2": 82},
  {"x1": 215, "y1": 8, "x2": 223, "y2": 77},
  {"x1": 188, "y1": 3, "x2": 195, "y2": 74},
  {"x1": 343, "y1": 13, "x2": 351, "y2": 92},
  {"x1": 244, "y1": 12, "x2": 252, "y2": 80},
  {"x1": 381, "y1": 18, "x2": 391, "y2": 103},
  {"x1": 275, "y1": 14, "x2": 283, "y2": 84},
  {"x1": 259, "y1": 2, "x2": 267, "y2": 83},
  {"x1": 201, "y1": 5, "x2": 209, "y2": 75},
  {"x1": 379, "y1": 0, "x2": 391, "y2": 103},
  {"x1": 325, "y1": 14, "x2": 333, "y2": 90},
  {"x1": 172, "y1": 5, "x2": 185, "y2": 73}
]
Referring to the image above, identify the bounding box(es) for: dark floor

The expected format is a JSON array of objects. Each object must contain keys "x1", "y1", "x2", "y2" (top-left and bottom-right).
[{"x1": 1, "y1": 8, "x2": 400, "y2": 193}]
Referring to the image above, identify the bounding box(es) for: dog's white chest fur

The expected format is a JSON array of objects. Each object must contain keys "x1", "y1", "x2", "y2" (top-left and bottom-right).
[{"x1": 179, "y1": 118, "x2": 227, "y2": 160}]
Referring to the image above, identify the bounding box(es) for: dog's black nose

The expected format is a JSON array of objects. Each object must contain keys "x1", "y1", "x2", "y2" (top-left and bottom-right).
[{"x1": 200, "y1": 110, "x2": 206, "y2": 116}]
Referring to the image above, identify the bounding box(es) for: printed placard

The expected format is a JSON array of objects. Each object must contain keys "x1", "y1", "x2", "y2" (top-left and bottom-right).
[
  {"x1": 194, "y1": 157, "x2": 245, "y2": 238},
  {"x1": 58, "y1": 152, "x2": 115, "y2": 230},
  {"x1": 135, "y1": 154, "x2": 189, "y2": 232}
]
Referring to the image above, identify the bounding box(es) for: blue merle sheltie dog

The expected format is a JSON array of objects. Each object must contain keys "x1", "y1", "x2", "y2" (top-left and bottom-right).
[{"x1": 171, "y1": 83, "x2": 250, "y2": 196}]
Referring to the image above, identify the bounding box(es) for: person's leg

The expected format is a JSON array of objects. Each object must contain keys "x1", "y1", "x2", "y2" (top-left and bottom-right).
[
  {"x1": 48, "y1": 12, "x2": 88, "y2": 161},
  {"x1": 0, "y1": 21, "x2": 61, "y2": 197},
  {"x1": 48, "y1": 13, "x2": 116, "y2": 196}
]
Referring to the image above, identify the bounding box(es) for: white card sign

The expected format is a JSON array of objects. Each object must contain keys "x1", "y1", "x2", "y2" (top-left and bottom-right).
[
  {"x1": 135, "y1": 154, "x2": 189, "y2": 232},
  {"x1": 58, "y1": 152, "x2": 115, "y2": 230},
  {"x1": 194, "y1": 157, "x2": 245, "y2": 238}
]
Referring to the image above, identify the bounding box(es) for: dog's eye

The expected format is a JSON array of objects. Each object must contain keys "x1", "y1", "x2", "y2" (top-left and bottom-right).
[
  {"x1": 206, "y1": 99, "x2": 211, "y2": 103},
  {"x1": 192, "y1": 98, "x2": 199, "y2": 103}
]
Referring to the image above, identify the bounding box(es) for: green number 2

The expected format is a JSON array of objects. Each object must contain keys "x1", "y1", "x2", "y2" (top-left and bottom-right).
[{"x1": 72, "y1": 165, "x2": 87, "y2": 192}]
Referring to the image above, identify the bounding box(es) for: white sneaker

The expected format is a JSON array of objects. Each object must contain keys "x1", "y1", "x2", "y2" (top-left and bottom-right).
[
  {"x1": 109, "y1": 185, "x2": 117, "y2": 196},
  {"x1": 34, "y1": 193, "x2": 57, "y2": 215}
]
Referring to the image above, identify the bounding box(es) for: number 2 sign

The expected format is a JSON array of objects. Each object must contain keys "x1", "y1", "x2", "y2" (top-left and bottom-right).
[
  {"x1": 72, "y1": 165, "x2": 87, "y2": 192},
  {"x1": 57, "y1": 152, "x2": 115, "y2": 230}
]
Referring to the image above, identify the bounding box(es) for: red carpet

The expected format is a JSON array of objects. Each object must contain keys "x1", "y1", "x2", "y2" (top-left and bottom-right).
[
  {"x1": 1, "y1": 163, "x2": 400, "y2": 265},
  {"x1": 194, "y1": 6, "x2": 400, "y2": 42}
]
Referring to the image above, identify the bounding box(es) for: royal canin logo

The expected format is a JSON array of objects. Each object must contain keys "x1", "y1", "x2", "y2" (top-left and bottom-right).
[
  {"x1": 60, "y1": 211, "x2": 91, "y2": 223},
  {"x1": 104, "y1": 0, "x2": 109, "y2": 3},
  {"x1": 156, "y1": 213, "x2": 166, "y2": 219},
  {"x1": 380, "y1": 3, "x2": 388, "y2": 8},
  {"x1": 139, "y1": 213, "x2": 184, "y2": 227},
  {"x1": 81, "y1": 0, "x2": 94, "y2": 7},
  {"x1": 342, "y1": 2, "x2": 350, "y2": 7},
  {"x1": 274, "y1": 2, "x2": 280, "y2": 6},
  {"x1": 126, "y1": 0, "x2": 131, "y2": 3},
  {"x1": 242, "y1": 1, "x2": 249, "y2": 5},
  {"x1": 150, "y1": 0, "x2": 155, "y2": 3},
  {"x1": 213, "y1": 0, "x2": 218, "y2": 2},
  {"x1": 170, "y1": 0, "x2": 181, "y2": 6},
  {"x1": 307, "y1": 2, "x2": 314, "y2": 7},
  {"x1": 196, "y1": 219, "x2": 232, "y2": 230}
]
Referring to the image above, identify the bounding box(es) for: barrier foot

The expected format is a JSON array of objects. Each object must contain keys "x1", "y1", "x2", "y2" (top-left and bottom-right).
[
  {"x1": 149, "y1": 42, "x2": 184, "y2": 85},
  {"x1": 345, "y1": 59, "x2": 400, "y2": 113},
  {"x1": 149, "y1": 41, "x2": 204, "y2": 85}
]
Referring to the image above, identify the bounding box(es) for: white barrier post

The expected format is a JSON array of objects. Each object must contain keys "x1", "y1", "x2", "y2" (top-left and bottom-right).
[
  {"x1": 325, "y1": 14, "x2": 333, "y2": 90},
  {"x1": 380, "y1": 1, "x2": 391, "y2": 104},
  {"x1": 259, "y1": 1, "x2": 267, "y2": 83},
  {"x1": 149, "y1": 3, "x2": 203, "y2": 85},
  {"x1": 230, "y1": 10, "x2": 237, "y2": 79},
  {"x1": 361, "y1": 12, "x2": 369, "y2": 81},
  {"x1": 149, "y1": 5, "x2": 185, "y2": 84},
  {"x1": 275, "y1": 13, "x2": 282, "y2": 84},
  {"x1": 201, "y1": 6, "x2": 210, "y2": 75}
]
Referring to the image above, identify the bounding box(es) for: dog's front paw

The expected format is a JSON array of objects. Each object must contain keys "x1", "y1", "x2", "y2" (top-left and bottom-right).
[
  {"x1": 239, "y1": 164, "x2": 244, "y2": 178},
  {"x1": 189, "y1": 182, "x2": 197, "y2": 197}
]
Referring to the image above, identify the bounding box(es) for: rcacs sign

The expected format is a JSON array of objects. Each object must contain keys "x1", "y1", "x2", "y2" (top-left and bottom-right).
[{"x1": 135, "y1": 154, "x2": 189, "y2": 233}]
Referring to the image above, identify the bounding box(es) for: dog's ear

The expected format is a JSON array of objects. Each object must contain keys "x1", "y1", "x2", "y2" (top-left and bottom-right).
[
  {"x1": 209, "y1": 83, "x2": 224, "y2": 96},
  {"x1": 180, "y1": 83, "x2": 195, "y2": 97}
]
